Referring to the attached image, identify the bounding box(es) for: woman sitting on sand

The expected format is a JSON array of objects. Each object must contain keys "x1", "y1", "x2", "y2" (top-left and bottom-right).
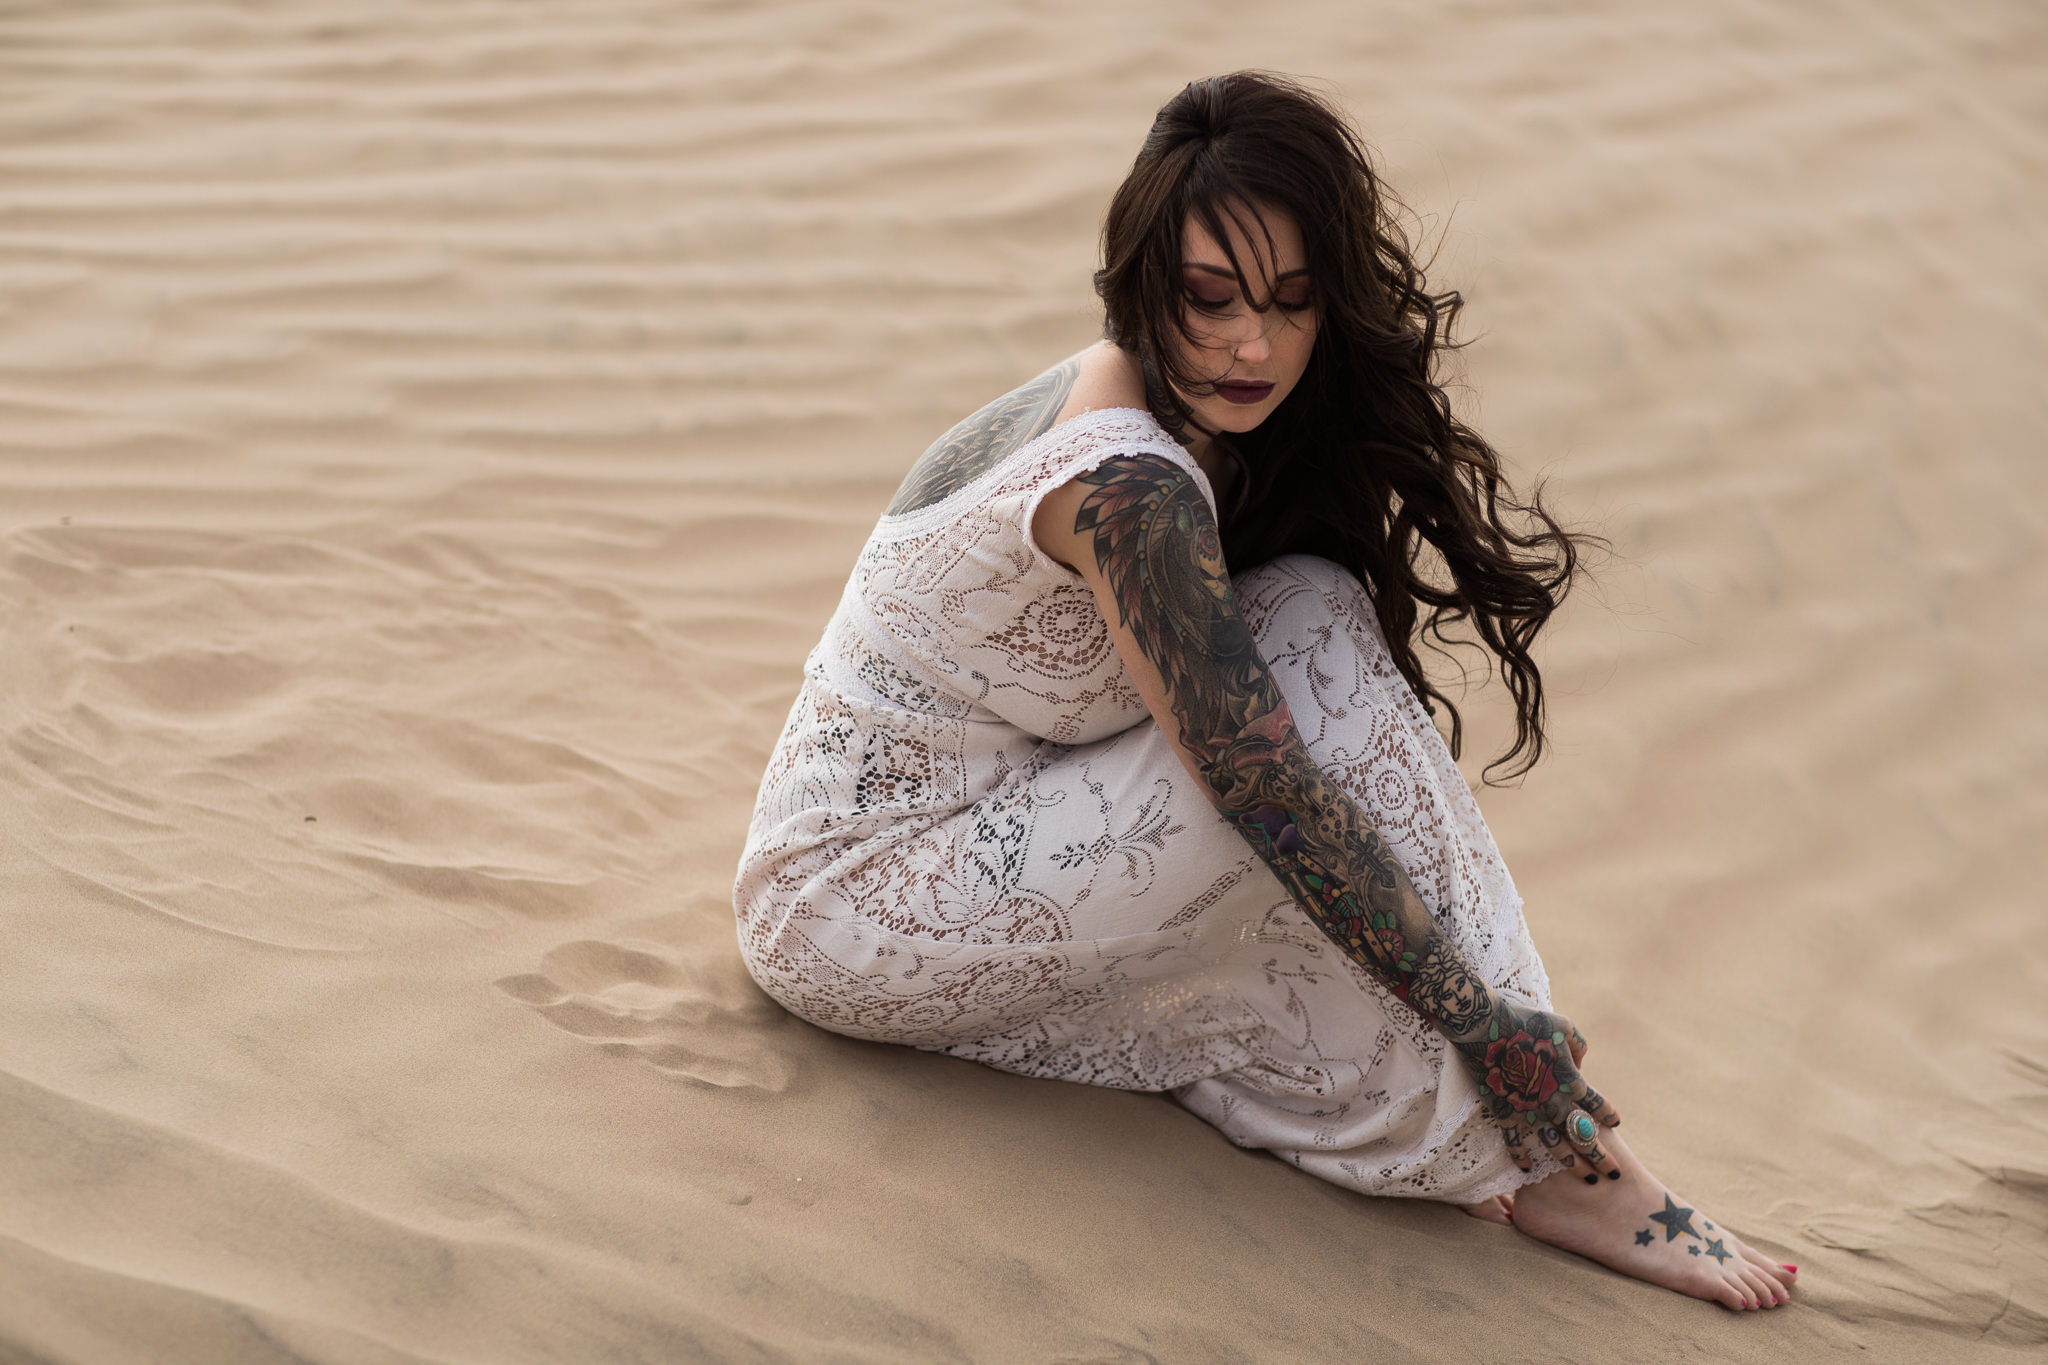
[{"x1": 735, "y1": 71, "x2": 1795, "y2": 1311}]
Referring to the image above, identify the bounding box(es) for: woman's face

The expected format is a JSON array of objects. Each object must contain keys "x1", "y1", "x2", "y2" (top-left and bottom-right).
[{"x1": 1168, "y1": 201, "x2": 1318, "y2": 442}]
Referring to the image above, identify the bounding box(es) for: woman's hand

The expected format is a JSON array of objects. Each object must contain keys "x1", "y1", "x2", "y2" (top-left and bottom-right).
[{"x1": 1451, "y1": 1001, "x2": 1623, "y2": 1179}]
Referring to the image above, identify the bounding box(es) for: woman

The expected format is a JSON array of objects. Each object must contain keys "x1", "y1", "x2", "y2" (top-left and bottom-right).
[{"x1": 735, "y1": 71, "x2": 1796, "y2": 1310}]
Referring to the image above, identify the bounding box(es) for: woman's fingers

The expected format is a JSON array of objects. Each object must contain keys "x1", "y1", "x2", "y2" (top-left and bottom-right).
[
  {"x1": 1553, "y1": 1038, "x2": 1619, "y2": 1128},
  {"x1": 1577, "y1": 1125, "x2": 1622, "y2": 1180},
  {"x1": 1545, "y1": 1011, "x2": 1588, "y2": 1067},
  {"x1": 1574, "y1": 1132, "x2": 1621, "y2": 1180},
  {"x1": 1549, "y1": 1016, "x2": 1619, "y2": 1125},
  {"x1": 1531, "y1": 1117, "x2": 1580, "y2": 1174},
  {"x1": 1553, "y1": 1102, "x2": 1623, "y2": 1181},
  {"x1": 1573, "y1": 1081, "x2": 1623, "y2": 1129},
  {"x1": 1501, "y1": 1120, "x2": 1535, "y2": 1172},
  {"x1": 1544, "y1": 1039, "x2": 1623, "y2": 1177},
  {"x1": 1527, "y1": 1114, "x2": 1614, "y2": 1182}
]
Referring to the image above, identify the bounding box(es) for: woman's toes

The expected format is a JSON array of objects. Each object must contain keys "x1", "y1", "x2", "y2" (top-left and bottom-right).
[
  {"x1": 1741, "y1": 1244, "x2": 1795, "y2": 1288},
  {"x1": 1457, "y1": 1195, "x2": 1514, "y2": 1225},
  {"x1": 1714, "y1": 1276, "x2": 1754, "y2": 1312},
  {"x1": 1739, "y1": 1265, "x2": 1780, "y2": 1307}
]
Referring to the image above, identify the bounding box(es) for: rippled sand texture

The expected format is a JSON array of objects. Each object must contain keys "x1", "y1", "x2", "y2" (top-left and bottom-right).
[{"x1": 3, "y1": 1, "x2": 2043, "y2": 1361}]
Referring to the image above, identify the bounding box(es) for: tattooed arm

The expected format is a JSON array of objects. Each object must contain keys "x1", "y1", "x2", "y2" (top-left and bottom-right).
[{"x1": 1034, "y1": 451, "x2": 1621, "y2": 1174}]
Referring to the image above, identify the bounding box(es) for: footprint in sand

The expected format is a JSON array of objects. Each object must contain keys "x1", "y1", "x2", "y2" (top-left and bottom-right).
[{"x1": 495, "y1": 940, "x2": 792, "y2": 1092}]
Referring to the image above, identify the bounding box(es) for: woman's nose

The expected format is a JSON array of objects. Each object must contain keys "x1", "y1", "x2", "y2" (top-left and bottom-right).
[{"x1": 1231, "y1": 314, "x2": 1272, "y2": 363}]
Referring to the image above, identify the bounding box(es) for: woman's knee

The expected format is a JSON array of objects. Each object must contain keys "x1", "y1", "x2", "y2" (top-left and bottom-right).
[
  {"x1": 1232, "y1": 553, "x2": 1354, "y2": 603},
  {"x1": 1233, "y1": 554, "x2": 1382, "y2": 654}
]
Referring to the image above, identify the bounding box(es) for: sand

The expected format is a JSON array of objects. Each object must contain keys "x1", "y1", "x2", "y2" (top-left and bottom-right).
[{"x1": 1, "y1": 0, "x2": 2043, "y2": 1360}]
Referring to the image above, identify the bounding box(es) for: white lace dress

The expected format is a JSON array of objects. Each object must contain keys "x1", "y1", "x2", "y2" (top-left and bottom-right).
[{"x1": 733, "y1": 407, "x2": 1556, "y2": 1204}]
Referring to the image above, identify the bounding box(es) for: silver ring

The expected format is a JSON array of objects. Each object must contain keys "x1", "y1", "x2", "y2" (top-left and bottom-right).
[{"x1": 1565, "y1": 1109, "x2": 1600, "y2": 1151}]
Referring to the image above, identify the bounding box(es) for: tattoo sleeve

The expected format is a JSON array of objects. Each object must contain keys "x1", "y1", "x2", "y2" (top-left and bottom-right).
[
  {"x1": 1072, "y1": 454, "x2": 1506, "y2": 1044},
  {"x1": 888, "y1": 359, "x2": 1080, "y2": 515}
]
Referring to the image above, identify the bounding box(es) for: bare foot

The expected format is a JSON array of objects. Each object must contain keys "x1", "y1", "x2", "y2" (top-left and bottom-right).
[
  {"x1": 1509, "y1": 1129, "x2": 1798, "y2": 1311},
  {"x1": 1457, "y1": 1194, "x2": 1515, "y2": 1225}
]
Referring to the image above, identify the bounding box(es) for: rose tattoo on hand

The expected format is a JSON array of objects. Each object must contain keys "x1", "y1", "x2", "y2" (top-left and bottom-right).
[
  {"x1": 1453, "y1": 1004, "x2": 1585, "y2": 1133},
  {"x1": 1484, "y1": 1028, "x2": 1562, "y2": 1113}
]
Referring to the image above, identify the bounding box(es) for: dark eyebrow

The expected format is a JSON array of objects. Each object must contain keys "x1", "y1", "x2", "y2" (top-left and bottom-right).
[{"x1": 1183, "y1": 263, "x2": 1310, "y2": 280}]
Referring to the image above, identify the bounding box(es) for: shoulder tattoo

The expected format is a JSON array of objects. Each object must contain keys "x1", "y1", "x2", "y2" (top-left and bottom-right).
[{"x1": 886, "y1": 358, "x2": 1081, "y2": 514}]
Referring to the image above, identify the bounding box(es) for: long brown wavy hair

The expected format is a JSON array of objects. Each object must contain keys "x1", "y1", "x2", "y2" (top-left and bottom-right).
[{"x1": 1095, "y1": 71, "x2": 1595, "y2": 782}]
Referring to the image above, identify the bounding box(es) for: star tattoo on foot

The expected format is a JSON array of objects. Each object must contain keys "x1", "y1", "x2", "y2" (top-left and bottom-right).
[
  {"x1": 1634, "y1": 1229, "x2": 1654, "y2": 1246},
  {"x1": 1647, "y1": 1193, "x2": 1701, "y2": 1242},
  {"x1": 1688, "y1": 1244, "x2": 1701, "y2": 1256},
  {"x1": 1703, "y1": 1237, "x2": 1733, "y2": 1265}
]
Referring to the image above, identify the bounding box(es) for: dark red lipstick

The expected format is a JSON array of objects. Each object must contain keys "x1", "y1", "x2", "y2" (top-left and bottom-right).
[{"x1": 1214, "y1": 380, "x2": 1274, "y2": 406}]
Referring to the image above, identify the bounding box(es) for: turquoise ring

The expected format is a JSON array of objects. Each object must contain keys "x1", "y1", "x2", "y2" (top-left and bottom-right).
[{"x1": 1565, "y1": 1109, "x2": 1600, "y2": 1150}]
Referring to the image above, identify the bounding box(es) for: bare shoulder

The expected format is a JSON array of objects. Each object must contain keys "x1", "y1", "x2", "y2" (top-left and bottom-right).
[
  {"x1": 885, "y1": 343, "x2": 1150, "y2": 517},
  {"x1": 1051, "y1": 341, "x2": 1147, "y2": 426},
  {"x1": 1032, "y1": 348, "x2": 1191, "y2": 574}
]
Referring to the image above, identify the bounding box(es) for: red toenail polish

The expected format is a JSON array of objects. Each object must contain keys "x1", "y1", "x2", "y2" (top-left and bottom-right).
[{"x1": 1783, "y1": 1264, "x2": 1797, "y2": 1272}]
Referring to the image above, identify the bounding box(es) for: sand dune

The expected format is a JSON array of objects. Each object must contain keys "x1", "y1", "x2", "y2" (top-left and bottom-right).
[{"x1": 2, "y1": 0, "x2": 2043, "y2": 1360}]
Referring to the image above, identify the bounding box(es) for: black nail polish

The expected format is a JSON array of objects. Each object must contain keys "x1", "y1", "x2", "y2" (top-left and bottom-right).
[
  {"x1": 1607, "y1": 1169, "x2": 1621, "y2": 1180},
  {"x1": 1584, "y1": 1174, "x2": 1598, "y2": 1185}
]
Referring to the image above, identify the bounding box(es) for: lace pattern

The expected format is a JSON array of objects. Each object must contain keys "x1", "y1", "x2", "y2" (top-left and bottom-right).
[{"x1": 734, "y1": 408, "x2": 1554, "y2": 1203}]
